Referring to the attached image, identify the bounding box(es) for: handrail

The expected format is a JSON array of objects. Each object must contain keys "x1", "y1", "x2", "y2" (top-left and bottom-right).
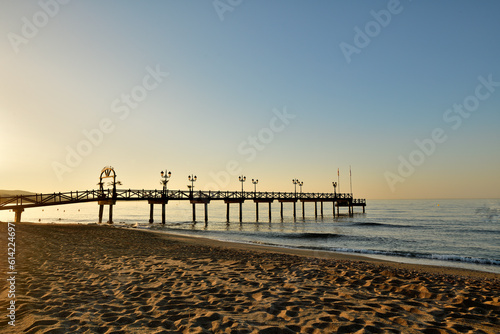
[{"x1": 0, "y1": 189, "x2": 366, "y2": 210}]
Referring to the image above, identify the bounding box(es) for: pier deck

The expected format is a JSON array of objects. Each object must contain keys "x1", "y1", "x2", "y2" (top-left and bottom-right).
[{"x1": 0, "y1": 189, "x2": 366, "y2": 223}]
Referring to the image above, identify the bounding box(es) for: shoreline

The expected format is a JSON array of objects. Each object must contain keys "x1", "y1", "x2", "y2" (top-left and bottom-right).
[
  {"x1": 139, "y1": 225, "x2": 500, "y2": 280},
  {"x1": 1, "y1": 222, "x2": 499, "y2": 333},
  {"x1": 1, "y1": 197, "x2": 498, "y2": 276},
  {"x1": 144, "y1": 225, "x2": 500, "y2": 277},
  {"x1": 3, "y1": 220, "x2": 500, "y2": 276}
]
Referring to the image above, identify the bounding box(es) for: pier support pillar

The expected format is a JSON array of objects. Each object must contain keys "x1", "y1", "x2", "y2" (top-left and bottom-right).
[
  {"x1": 192, "y1": 203, "x2": 196, "y2": 222},
  {"x1": 99, "y1": 205, "x2": 104, "y2": 223},
  {"x1": 239, "y1": 202, "x2": 243, "y2": 222},
  {"x1": 293, "y1": 202, "x2": 296, "y2": 219},
  {"x1": 321, "y1": 202, "x2": 323, "y2": 218},
  {"x1": 315, "y1": 202, "x2": 317, "y2": 219},
  {"x1": 363, "y1": 205, "x2": 365, "y2": 213},
  {"x1": 333, "y1": 202, "x2": 336, "y2": 218},
  {"x1": 226, "y1": 203, "x2": 230, "y2": 222},
  {"x1": 256, "y1": 202, "x2": 259, "y2": 221},
  {"x1": 302, "y1": 201, "x2": 305, "y2": 219},
  {"x1": 149, "y1": 203, "x2": 154, "y2": 223},
  {"x1": 108, "y1": 205, "x2": 113, "y2": 224},
  {"x1": 269, "y1": 202, "x2": 272, "y2": 220},
  {"x1": 14, "y1": 208, "x2": 24, "y2": 223},
  {"x1": 280, "y1": 202, "x2": 283, "y2": 219},
  {"x1": 161, "y1": 203, "x2": 166, "y2": 224},
  {"x1": 204, "y1": 203, "x2": 208, "y2": 223}
]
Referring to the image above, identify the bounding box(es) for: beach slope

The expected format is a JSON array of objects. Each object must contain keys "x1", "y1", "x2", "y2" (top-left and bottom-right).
[{"x1": 1, "y1": 222, "x2": 499, "y2": 333}]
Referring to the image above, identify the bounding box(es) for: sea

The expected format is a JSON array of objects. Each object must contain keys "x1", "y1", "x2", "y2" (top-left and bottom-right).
[{"x1": 2, "y1": 198, "x2": 499, "y2": 274}]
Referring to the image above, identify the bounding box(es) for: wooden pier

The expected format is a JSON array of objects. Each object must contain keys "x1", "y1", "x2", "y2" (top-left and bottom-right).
[
  {"x1": 0, "y1": 188, "x2": 366, "y2": 223},
  {"x1": 0, "y1": 167, "x2": 366, "y2": 223}
]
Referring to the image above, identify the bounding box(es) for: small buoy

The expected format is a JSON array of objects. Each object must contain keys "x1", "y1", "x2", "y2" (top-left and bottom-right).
[{"x1": 437, "y1": 204, "x2": 440, "y2": 207}]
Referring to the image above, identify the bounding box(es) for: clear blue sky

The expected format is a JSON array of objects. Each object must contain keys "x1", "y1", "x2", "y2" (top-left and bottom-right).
[{"x1": 1, "y1": 0, "x2": 499, "y2": 199}]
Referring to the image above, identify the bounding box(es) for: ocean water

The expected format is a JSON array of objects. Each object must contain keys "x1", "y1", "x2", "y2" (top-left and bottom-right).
[{"x1": 1, "y1": 198, "x2": 499, "y2": 274}]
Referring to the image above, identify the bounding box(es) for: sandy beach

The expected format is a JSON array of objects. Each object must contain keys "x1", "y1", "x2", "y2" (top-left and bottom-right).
[{"x1": 1, "y1": 222, "x2": 499, "y2": 333}]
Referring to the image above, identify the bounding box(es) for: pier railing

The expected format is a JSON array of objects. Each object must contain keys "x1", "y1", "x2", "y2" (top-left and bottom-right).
[
  {"x1": 1, "y1": 189, "x2": 367, "y2": 223},
  {"x1": 0, "y1": 189, "x2": 361, "y2": 210},
  {"x1": 0, "y1": 190, "x2": 103, "y2": 208}
]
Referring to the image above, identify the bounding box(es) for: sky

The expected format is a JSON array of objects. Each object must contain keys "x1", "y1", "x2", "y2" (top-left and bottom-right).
[{"x1": 1, "y1": 0, "x2": 499, "y2": 199}]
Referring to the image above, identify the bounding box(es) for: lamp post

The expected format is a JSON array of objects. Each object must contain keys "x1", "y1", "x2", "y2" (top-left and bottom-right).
[
  {"x1": 160, "y1": 170, "x2": 171, "y2": 195},
  {"x1": 159, "y1": 170, "x2": 171, "y2": 224},
  {"x1": 292, "y1": 179, "x2": 300, "y2": 196},
  {"x1": 252, "y1": 179, "x2": 258, "y2": 193},
  {"x1": 188, "y1": 175, "x2": 197, "y2": 222},
  {"x1": 188, "y1": 175, "x2": 197, "y2": 193},
  {"x1": 239, "y1": 175, "x2": 246, "y2": 196},
  {"x1": 252, "y1": 178, "x2": 259, "y2": 220},
  {"x1": 299, "y1": 181, "x2": 304, "y2": 218},
  {"x1": 332, "y1": 181, "x2": 337, "y2": 196}
]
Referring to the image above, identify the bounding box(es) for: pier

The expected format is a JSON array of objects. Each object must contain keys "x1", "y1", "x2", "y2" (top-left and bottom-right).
[{"x1": 0, "y1": 167, "x2": 366, "y2": 223}]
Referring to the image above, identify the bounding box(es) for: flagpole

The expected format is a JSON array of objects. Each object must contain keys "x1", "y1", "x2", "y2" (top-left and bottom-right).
[
  {"x1": 349, "y1": 165, "x2": 352, "y2": 195},
  {"x1": 337, "y1": 168, "x2": 340, "y2": 193}
]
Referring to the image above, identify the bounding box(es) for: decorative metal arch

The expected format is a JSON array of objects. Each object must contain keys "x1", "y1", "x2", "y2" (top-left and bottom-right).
[
  {"x1": 99, "y1": 166, "x2": 117, "y2": 196},
  {"x1": 100, "y1": 166, "x2": 116, "y2": 180}
]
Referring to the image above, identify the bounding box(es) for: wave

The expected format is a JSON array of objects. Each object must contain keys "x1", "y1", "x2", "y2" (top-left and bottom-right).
[
  {"x1": 353, "y1": 222, "x2": 404, "y2": 227},
  {"x1": 468, "y1": 229, "x2": 500, "y2": 235},
  {"x1": 353, "y1": 222, "x2": 386, "y2": 227},
  {"x1": 430, "y1": 254, "x2": 500, "y2": 265},
  {"x1": 351, "y1": 222, "x2": 420, "y2": 228},
  {"x1": 155, "y1": 228, "x2": 354, "y2": 242},
  {"x1": 286, "y1": 232, "x2": 345, "y2": 239},
  {"x1": 327, "y1": 247, "x2": 500, "y2": 266}
]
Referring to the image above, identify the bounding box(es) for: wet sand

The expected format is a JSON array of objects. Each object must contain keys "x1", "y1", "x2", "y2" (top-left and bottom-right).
[{"x1": 1, "y1": 222, "x2": 499, "y2": 333}]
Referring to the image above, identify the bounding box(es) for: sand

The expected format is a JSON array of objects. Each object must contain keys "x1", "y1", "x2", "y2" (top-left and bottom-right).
[{"x1": 1, "y1": 222, "x2": 499, "y2": 333}]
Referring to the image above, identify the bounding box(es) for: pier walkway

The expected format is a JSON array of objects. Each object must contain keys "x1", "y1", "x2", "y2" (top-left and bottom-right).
[
  {"x1": 1, "y1": 166, "x2": 366, "y2": 223},
  {"x1": 0, "y1": 188, "x2": 366, "y2": 223}
]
